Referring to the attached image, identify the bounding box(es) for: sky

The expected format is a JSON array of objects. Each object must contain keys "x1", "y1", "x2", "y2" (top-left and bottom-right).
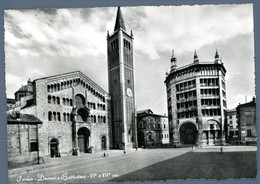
[{"x1": 4, "y1": 4, "x2": 255, "y2": 115}]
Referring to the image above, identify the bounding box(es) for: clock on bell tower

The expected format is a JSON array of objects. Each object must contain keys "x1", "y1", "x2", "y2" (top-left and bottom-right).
[{"x1": 107, "y1": 7, "x2": 137, "y2": 150}]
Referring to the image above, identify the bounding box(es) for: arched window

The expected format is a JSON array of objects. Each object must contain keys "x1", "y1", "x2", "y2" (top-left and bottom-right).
[
  {"x1": 66, "y1": 98, "x2": 70, "y2": 106},
  {"x1": 57, "y1": 112, "x2": 61, "y2": 121},
  {"x1": 67, "y1": 113, "x2": 70, "y2": 122},
  {"x1": 57, "y1": 83, "x2": 60, "y2": 91},
  {"x1": 63, "y1": 98, "x2": 65, "y2": 105},
  {"x1": 47, "y1": 85, "x2": 50, "y2": 92},
  {"x1": 57, "y1": 97, "x2": 60, "y2": 105},
  {"x1": 75, "y1": 94, "x2": 85, "y2": 107},
  {"x1": 64, "y1": 81, "x2": 67, "y2": 89},
  {"x1": 54, "y1": 84, "x2": 57, "y2": 92},
  {"x1": 70, "y1": 113, "x2": 73, "y2": 121},
  {"x1": 94, "y1": 115, "x2": 96, "y2": 123},
  {"x1": 63, "y1": 113, "x2": 66, "y2": 122},
  {"x1": 53, "y1": 112, "x2": 56, "y2": 121},
  {"x1": 51, "y1": 84, "x2": 54, "y2": 92},
  {"x1": 103, "y1": 105, "x2": 106, "y2": 110},
  {"x1": 48, "y1": 95, "x2": 51, "y2": 103},
  {"x1": 52, "y1": 96, "x2": 56, "y2": 104},
  {"x1": 61, "y1": 82, "x2": 63, "y2": 90},
  {"x1": 70, "y1": 99, "x2": 73, "y2": 106},
  {"x1": 48, "y1": 111, "x2": 52, "y2": 121}
]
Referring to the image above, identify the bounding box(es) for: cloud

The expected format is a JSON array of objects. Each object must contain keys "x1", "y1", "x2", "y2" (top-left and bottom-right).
[
  {"x1": 122, "y1": 4, "x2": 253, "y2": 60},
  {"x1": 4, "y1": 4, "x2": 255, "y2": 114}
]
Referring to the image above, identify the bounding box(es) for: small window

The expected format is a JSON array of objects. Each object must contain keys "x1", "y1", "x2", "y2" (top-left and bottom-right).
[
  {"x1": 57, "y1": 97, "x2": 60, "y2": 105},
  {"x1": 148, "y1": 134, "x2": 152, "y2": 140},
  {"x1": 30, "y1": 142, "x2": 38, "y2": 152},
  {"x1": 247, "y1": 129, "x2": 252, "y2": 137},
  {"x1": 48, "y1": 111, "x2": 52, "y2": 121},
  {"x1": 48, "y1": 95, "x2": 51, "y2": 103},
  {"x1": 235, "y1": 131, "x2": 238, "y2": 135},
  {"x1": 52, "y1": 96, "x2": 56, "y2": 104},
  {"x1": 57, "y1": 112, "x2": 61, "y2": 121},
  {"x1": 30, "y1": 125, "x2": 38, "y2": 152},
  {"x1": 63, "y1": 113, "x2": 66, "y2": 122}
]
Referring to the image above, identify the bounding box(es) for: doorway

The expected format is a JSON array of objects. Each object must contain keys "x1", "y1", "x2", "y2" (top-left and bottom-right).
[
  {"x1": 50, "y1": 138, "x2": 59, "y2": 157},
  {"x1": 101, "y1": 136, "x2": 107, "y2": 150},
  {"x1": 180, "y1": 122, "x2": 198, "y2": 145},
  {"x1": 77, "y1": 127, "x2": 90, "y2": 153}
]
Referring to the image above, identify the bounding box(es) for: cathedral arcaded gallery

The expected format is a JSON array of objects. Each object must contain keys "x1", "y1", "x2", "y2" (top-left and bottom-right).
[{"x1": 7, "y1": 7, "x2": 137, "y2": 165}]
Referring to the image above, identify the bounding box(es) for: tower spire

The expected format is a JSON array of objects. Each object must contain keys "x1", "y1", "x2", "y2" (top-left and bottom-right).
[
  {"x1": 114, "y1": 6, "x2": 126, "y2": 31},
  {"x1": 171, "y1": 49, "x2": 177, "y2": 70},
  {"x1": 215, "y1": 49, "x2": 219, "y2": 59},
  {"x1": 214, "y1": 49, "x2": 221, "y2": 64},
  {"x1": 194, "y1": 50, "x2": 199, "y2": 64}
]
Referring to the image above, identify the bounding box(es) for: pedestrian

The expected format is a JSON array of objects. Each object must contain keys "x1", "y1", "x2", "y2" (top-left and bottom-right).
[
  {"x1": 103, "y1": 152, "x2": 106, "y2": 157},
  {"x1": 124, "y1": 150, "x2": 126, "y2": 154},
  {"x1": 192, "y1": 146, "x2": 195, "y2": 151},
  {"x1": 220, "y1": 146, "x2": 223, "y2": 154}
]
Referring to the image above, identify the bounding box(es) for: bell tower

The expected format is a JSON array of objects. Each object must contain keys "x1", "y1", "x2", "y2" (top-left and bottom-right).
[{"x1": 107, "y1": 7, "x2": 137, "y2": 150}]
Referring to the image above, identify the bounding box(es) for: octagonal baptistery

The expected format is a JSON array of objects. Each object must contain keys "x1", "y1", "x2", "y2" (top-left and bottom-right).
[
  {"x1": 165, "y1": 50, "x2": 227, "y2": 147},
  {"x1": 12, "y1": 71, "x2": 111, "y2": 158}
]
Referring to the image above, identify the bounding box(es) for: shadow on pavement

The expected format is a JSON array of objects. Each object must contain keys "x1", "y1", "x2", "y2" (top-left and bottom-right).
[{"x1": 109, "y1": 151, "x2": 257, "y2": 182}]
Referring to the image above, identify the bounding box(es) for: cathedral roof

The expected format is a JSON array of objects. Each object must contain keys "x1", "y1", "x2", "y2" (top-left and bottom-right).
[
  {"x1": 34, "y1": 71, "x2": 110, "y2": 96},
  {"x1": 114, "y1": 6, "x2": 126, "y2": 31}
]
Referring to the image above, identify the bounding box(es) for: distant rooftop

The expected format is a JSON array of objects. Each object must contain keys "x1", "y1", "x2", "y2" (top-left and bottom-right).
[{"x1": 7, "y1": 112, "x2": 42, "y2": 124}]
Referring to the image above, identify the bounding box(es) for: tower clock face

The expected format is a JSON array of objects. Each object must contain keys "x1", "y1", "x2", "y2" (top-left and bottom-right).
[{"x1": 126, "y1": 88, "x2": 133, "y2": 97}]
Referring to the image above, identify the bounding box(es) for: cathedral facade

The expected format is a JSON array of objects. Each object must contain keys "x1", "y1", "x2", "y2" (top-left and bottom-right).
[
  {"x1": 165, "y1": 50, "x2": 227, "y2": 146},
  {"x1": 7, "y1": 71, "x2": 111, "y2": 164}
]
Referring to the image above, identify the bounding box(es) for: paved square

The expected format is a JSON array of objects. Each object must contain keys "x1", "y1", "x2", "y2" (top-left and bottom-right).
[{"x1": 9, "y1": 146, "x2": 257, "y2": 183}]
